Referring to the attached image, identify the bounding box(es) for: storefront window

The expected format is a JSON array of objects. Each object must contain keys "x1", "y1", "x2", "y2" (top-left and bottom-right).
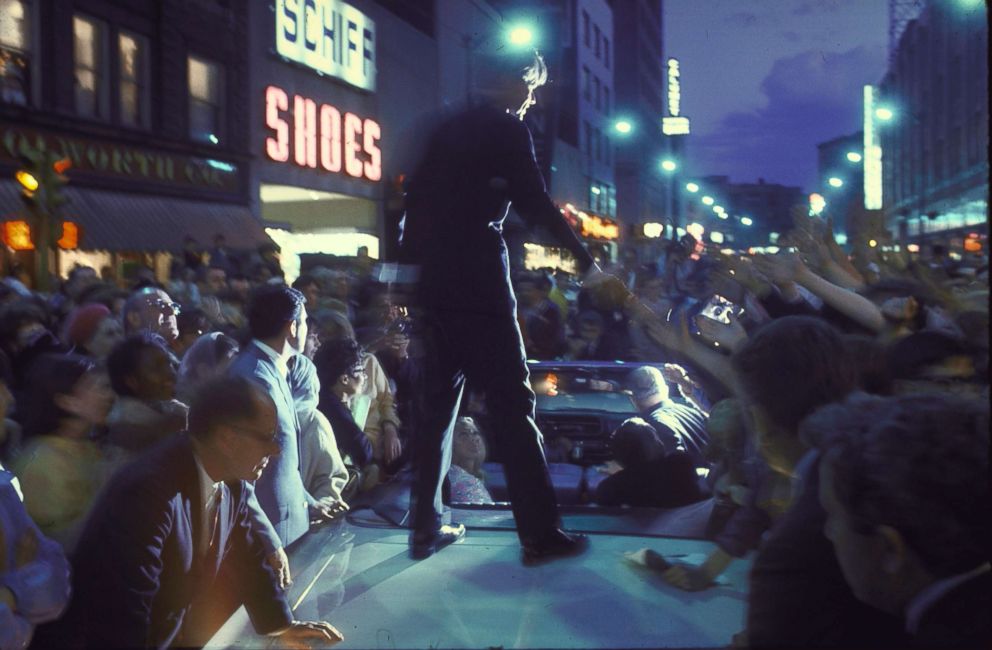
[
  {"x1": 74, "y1": 15, "x2": 109, "y2": 119},
  {"x1": 0, "y1": 0, "x2": 30, "y2": 106},
  {"x1": 119, "y1": 32, "x2": 149, "y2": 128},
  {"x1": 188, "y1": 55, "x2": 223, "y2": 145}
]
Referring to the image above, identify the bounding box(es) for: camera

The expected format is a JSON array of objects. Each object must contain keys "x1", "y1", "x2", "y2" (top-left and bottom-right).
[{"x1": 387, "y1": 316, "x2": 413, "y2": 336}]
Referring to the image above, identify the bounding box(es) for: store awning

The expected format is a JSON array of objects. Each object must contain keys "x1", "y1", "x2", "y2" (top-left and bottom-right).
[{"x1": 0, "y1": 181, "x2": 270, "y2": 252}]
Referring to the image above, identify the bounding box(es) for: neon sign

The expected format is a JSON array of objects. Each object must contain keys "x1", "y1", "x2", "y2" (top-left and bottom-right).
[
  {"x1": 275, "y1": 0, "x2": 376, "y2": 92},
  {"x1": 863, "y1": 85, "x2": 882, "y2": 210},
  {"x1": 667, "y1": 58, "x2": 681, "y2": 116},
  {"x1": 264, "y1": 85, "x2": 381, "y2": 181},
  {"x1": 662, "y1": 58, "x2": 691, "y2": 135}
]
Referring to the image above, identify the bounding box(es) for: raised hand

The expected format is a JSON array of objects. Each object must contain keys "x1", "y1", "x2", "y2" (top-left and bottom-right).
[
  {"x1": 582, "y1": 268, "x2": 632, "y2": 312},
  {"x1": 694, "y1": 312, "x2": 747, "y2": 352},
  {"x1": 752, "y1": 252, "x2": 806, "y2": 286}
]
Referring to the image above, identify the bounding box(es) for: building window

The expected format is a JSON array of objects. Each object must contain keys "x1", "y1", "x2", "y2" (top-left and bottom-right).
[
  {"x1": 603, "y1": 87, "x2": 609, "y2": 115},
  {"x1": 0, "y1": 0, "x2": 31, "y2": 106},
  {"x1": 604, "y1": 134, "x2": 611, "y2": 166},
  {"x1": 594, "y1": 24, "x2": 601, "y2": 58},
  {"x1": 119, "y1": 32, "x2": 149, "y2": 128},
  {"x1": 582, "y1": 66, "x2": 590, "y2": 101},
  {"x1": 594, "y1": 128, "x2": 601, "y2": 162},
  {"x1": 604, "y1": 38, "x2": 610, "y2": 68},
  {"x1": 74, "y1": 14, "x2": 109, "y2": 119},
  {"x1": 594, "y1": 76, "x2": 601, "y2": 110},
  {"x1": 582, "y1": 10, "x2": 589, "y2": 47},
  {"x1": 584, "y1": 121, "x2": 592, "y2": 156},
  {"x1": 188, "y1": 55, "x2": 223, "y2": 145}
]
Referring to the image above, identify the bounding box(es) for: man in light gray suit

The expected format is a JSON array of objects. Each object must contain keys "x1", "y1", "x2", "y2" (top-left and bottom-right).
[{"x1": 228, "y1": 285, "x2": 343, "y2": 586}]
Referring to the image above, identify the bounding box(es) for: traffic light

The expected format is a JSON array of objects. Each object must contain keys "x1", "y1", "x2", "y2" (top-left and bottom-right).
[
  {"x1": 16, "y1": 152, "x2": 43, "y2": 207},
  {"x1": 47, "y1": 156, "x2": 71, "y2": 210},
  {"x1": 15, "y1": 152, "x2": 72, "y2": 211}
]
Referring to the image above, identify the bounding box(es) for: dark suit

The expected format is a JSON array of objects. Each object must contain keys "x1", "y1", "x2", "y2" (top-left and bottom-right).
[
  {"x1": 747, "y1": 454, "x2": 908, "y2": 647},
  {"x1": 399, "y1": 106, "x2": 595, "y2": 542},
  {"x1": 911, "y1": 570, "x2": 991, "y2": 648},
  {"x1": 228, "y1": 341, "x2": 312, "y2": 549},
  {"x1": 594, "y1": 452, "x2": 705, "y2": 508},
  {"x1": 56, "y1": 434, "x2": 292, "y2": 648}
]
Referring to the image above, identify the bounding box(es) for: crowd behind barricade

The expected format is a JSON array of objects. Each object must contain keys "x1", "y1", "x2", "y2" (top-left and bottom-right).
[{"x1": 0, "y1": 208, "x2": 988, "y2": 647}]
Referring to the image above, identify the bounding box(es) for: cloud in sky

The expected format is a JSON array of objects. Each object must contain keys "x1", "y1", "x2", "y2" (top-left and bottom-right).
[{"x1": 686, "y1": 44, "x2": 886, "y2": 190}]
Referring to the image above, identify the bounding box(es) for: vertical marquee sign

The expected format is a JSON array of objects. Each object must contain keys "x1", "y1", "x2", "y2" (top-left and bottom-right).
[
  {"x1": 275, "y1": 0, "x2": 376, "y2": 92},
  {"x1": 662, "y1": 58, "x2": 691, "y2": 136}
]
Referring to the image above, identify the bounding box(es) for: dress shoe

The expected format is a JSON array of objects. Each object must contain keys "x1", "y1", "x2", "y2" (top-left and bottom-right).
[
  {"x1": 521, "y1": 529, "x2": 590, "y2": 566},
  {"x1": 409, "y1": 523, "x2": 466, "y2": 560}
]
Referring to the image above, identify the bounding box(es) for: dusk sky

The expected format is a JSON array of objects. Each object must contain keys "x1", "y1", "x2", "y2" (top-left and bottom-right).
[{"x1": 665, "y1": 0, "x2": 890, "y2": 192}]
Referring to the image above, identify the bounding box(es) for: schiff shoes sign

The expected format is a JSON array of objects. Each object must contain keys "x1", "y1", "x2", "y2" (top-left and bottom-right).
[{"x1": 275, "y1": 0, "x2": 376, "y2": 92}]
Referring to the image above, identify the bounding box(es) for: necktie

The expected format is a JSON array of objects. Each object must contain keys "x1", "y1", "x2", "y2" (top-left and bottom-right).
[{"x1": 200, "y1": 486, "x2": 222, "y2": 558}]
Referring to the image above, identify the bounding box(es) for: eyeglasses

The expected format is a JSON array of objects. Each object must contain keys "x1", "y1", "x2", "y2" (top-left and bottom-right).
[
  {"x1": 150, "y1": 299, "x2": 181, "y2": 316},
  {"x1": 229, "y1": 423, "x2": 279, "y2": 446}
]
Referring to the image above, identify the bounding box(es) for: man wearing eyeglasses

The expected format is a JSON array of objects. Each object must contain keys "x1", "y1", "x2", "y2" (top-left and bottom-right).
[
  {"x1": 54, "y1": 376, "x2": 344, "y2": 648},
  {"x1": 124, "y1": 287, "x2": 181, "y2": 345}
]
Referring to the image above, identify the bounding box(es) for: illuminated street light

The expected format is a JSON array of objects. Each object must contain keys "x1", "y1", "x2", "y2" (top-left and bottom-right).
[
  {"x1": 713, "y1": 205, "x2": 724, "y2": 213},
  {"x1": 717, "y1": 212, "x2": 729, "y2": 220},
  {"x1": 828, "y1": 177, "x2": 844, "y2": 188},
  {"x1": 507, "y1": 24, "x2": 535, "y2": 47},
  {"x1": 875, "y1": 107, "x2": 894, "y2": 121},
  {"x1": 701, "y1": 195, "x2": 714, "y2": 206},
  {"x1": 614, "y1": 119, "x2": 633, "y2": 134},
  {"x1": 686, "y1": 182, "x2": 699, "y2": 192},
  {"x1": 660, "y1": 159, "x2": 678, "y2": 172},
  {"x1": 590, "y1": 186, "x2": 601, "y2": 195},
  {"x1": 846, "y1": 151, "x2": 863, "y2": 163},
  {"x1": 741, "y1": 217, "x2": 754, "y2": 226},
  {"x1": 710, "y1": 231, "x2": 725, "y2": 244}
]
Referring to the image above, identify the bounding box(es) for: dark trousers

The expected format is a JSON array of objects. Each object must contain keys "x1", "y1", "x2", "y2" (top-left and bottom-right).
[{"x1": 410, "y1": 307, "x2": 561, "y2": 543}]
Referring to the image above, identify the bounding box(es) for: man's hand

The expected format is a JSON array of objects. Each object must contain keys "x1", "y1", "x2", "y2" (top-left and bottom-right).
[
  {"x1": 600, "y1": 460, "x2": 623, "y2": 476},
  {"x1": 662, "y1": 562, "x2": 717, "y2": 592},
  {"x1": 385, "y1": 333, "x2": 410, "y2": 361},
  {"x1": 582, "y1": 267, "x2": 632, "y2": 311},
  {"x1": 623, "y1": 548, "x2": 672, "y2": 572},
  {"x1": 381, "y1": 423, "x2": 403, "y2": 465},
  {"x1": 694, "y1": 312, "x2": 747, "y2": 352},
  {"x1": 661, "y1": 363, "x2": 701, "y2": 399},
  {"x1": 274, "y1": 620, "x2": 344, "y2": 648},
  {"x1": 266, "y1": 547, "x2": 292, "y2": 590},
  {"x1": 311, "y1": 498, "x2": 350, "y2": 524},
  {"x1": 752, "y1": 252, "x2": 807, "y2": 286}
]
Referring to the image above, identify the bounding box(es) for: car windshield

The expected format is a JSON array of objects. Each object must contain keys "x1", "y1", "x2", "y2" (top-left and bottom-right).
[{"x1": 531, "y1": 367, "x2": 641, "y2": 414}]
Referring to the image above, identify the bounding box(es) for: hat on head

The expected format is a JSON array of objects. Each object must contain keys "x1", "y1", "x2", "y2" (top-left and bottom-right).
[
  {"x1": 627, "y1": 366, "x2": 667, "y2": 402},
  {"x1": 65, "y1": 304, "x2": 111, "y2": 348}
]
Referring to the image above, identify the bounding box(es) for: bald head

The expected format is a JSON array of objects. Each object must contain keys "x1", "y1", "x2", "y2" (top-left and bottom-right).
[{"x1": 124, "y1": 287, "x2": 180, "y2": 342}]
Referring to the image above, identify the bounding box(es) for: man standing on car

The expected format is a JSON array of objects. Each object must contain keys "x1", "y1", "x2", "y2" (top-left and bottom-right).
[{"x1": 397, "y1": 43, "x2": 621, "y2": 563}]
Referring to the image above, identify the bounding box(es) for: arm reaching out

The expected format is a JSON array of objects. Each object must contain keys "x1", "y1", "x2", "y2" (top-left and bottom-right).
[{"x1": 753, "y1": 253, "x2": 884, "y2": 333}]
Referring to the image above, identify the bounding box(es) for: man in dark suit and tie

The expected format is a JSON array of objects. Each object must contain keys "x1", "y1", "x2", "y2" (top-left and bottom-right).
[
  {"x1": 58, "y1": 376, "x2": 342, "y2": 648},
  {"x1": 227, "y1": 285, "x2": 344, "y2": 585}
]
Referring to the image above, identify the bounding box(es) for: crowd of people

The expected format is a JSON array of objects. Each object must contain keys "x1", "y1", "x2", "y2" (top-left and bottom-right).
[
  {"x1": 0, "y1": 200, "x2": 988, "y2": 648},
  {"x1": 2, "y1": 36, "x2": 989, "y2": 647}
]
